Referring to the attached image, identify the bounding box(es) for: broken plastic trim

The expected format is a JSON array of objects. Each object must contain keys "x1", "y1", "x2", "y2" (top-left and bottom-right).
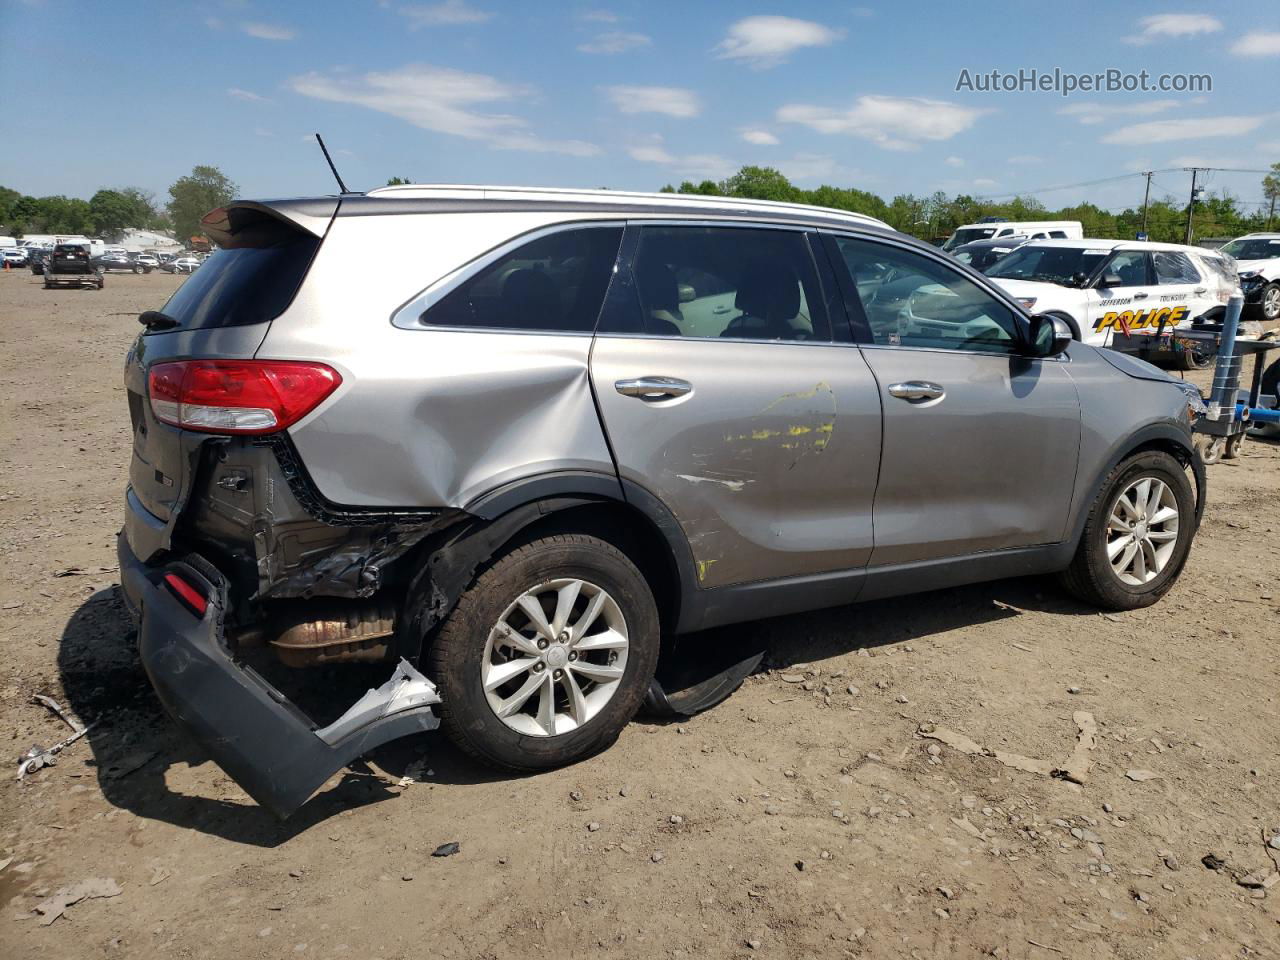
[{"x1": 120, "y1": 537, "x2": 441, "y2": 818}]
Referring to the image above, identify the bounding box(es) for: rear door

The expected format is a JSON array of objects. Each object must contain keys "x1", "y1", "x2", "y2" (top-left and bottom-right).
[
  {"x1": 589, "y1": 223, "x2": 882, "y2": 589},
  {"x1": 823, "y1": 232, "x2": 1080, "y2": 566}
]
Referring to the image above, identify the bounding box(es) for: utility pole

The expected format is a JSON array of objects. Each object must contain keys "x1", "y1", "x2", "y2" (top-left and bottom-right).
[
  {"x1": 1184, "y1": 168, "x2": 1200, "y2": 245},
  {"x1": 1269, "y1": 194, "x2": 1276, "y2": 231},
  {"x1": 1140, "y1": 171, "x2": 1153, "y2": 236}
]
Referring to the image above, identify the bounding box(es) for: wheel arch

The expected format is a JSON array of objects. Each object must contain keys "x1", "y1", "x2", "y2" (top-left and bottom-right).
[{"x1": 394, "y1": 473, "x2": 695, "y2": 664}]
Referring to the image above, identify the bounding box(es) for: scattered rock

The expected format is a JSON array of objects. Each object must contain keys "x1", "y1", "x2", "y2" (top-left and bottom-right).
[
  {"x1": 650, "y1": 851, "x2": 664, "y2": 863},
  {"x1": 746, "y1": 939, "x2": 761, "y2": 950},
  {"x1": 926, "y1": 744, "x2": 941, "y2": 758},
  {"x1": 1159, "y1": 851, "x2": 1180, "y2": 871},
  {"x1": 431, "y1": 842, "x2": 461, "y2": 858},
  {"x1": 288, "y1": 870, "x2": 303, "y2": 878},
  {"x1": 669, "y1": 815, "x2": 684, "y2": 825},
  {"x1": 846, "y1": 685, "x2": 859, "y2": 696},
  {"x1": 34, "y1": 878, "x2": 122, "y2": 926},
  {"x1": 895, "y1": 694, "x2": 909, "y2": 704},
  {"x1": 780, "y1": 674, "x2": 804, "y2": 684},
  {"x1": 937, "y1": 886, "x2": 954, "y2": 899},
  {"x1": 1125, "y1": 770, "x2": 1160, "y2": 782},
  {"x1": 401, "y1": 873, "x2": 414, "y2": 882},
  {"x1": 1201, "y1": 852, "x2": 1227, "y2": 871},
  {"x1": 569, "y1": 790, "x2": 583, "y2": 802},
  {"x1": 1067, "y1": 686, "x2": 1082, "y2": 695},
  {"x1": 587, "y1": 822, "x2": 601, "y2": 833}
]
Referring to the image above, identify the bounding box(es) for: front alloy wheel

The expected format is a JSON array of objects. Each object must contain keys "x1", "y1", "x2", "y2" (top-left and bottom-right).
[
  {"x1": 483, "y1": 578, "x2": 629, "y2": 737},
  {"x1": 1263, "y1": 282, "x2": 1280, "y2": 322},
  {"x1": 1105, "y1": 477, "x2": 1179, "y2": 585}
]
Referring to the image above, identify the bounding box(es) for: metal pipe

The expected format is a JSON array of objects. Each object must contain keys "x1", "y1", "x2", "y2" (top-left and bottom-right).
[{"x1": 1207, "y1": 294, "x2": 1243, "y2": 422}]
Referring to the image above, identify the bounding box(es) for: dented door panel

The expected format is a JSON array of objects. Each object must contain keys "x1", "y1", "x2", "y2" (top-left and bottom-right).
[{"x1": 590, "y1": 338, "x2": 882, "y2": 588}]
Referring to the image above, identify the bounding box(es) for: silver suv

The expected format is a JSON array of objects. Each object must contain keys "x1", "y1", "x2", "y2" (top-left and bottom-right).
[{"x1": 117, "y1": 185, "x2": 1206, "y2": 817}]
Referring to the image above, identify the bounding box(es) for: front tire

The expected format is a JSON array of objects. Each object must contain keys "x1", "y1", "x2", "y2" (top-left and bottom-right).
[
  {"x1": 1059, "y1": 450, "x2": 1196, "y2": 610},
  {"x1": 428, "y1": 534, "x2": 660, "y2": 772},
  {"x1": 1261, "y1": 282, "x2": 1280, "y2": 323}
]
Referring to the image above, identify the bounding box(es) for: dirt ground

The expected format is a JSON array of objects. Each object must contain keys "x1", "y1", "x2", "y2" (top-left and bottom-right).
[{"x1": 1, "y1": 270, "x2": 1278, "y2": 960}]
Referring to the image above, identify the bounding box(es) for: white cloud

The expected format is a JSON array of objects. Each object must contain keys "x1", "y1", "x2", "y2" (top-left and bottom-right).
[
  {"x1": 578, "y1": 31, "x2": 650, "y2": 54},
  {"x1": 580, "y1": 9, "x2": 618, "y2": 22},
  {"x1": 778, "y1": 153, "x2": 859, "y2": 183},
  {"x1": 627, "y1": 135, "x2": 732, "y2": 180},
  {"x1": 1007, "y1": 154, "x2": 1042, "y2": 165},
  {"x1": 604, "y1": 85, "x2": 700, "y2": 118},
  {"x1": 1123, "y1": 13, "x2": 1221, "y2": 45},
  {"x1": 291, "y1": 64, "x2": 600, "y2": 156},
  {"x1": 1101, "y1": 114, "x2": 1266, "y2": 145},
  {"x1": 1059, "y1": 99, "x2": 1181, "y2": 125},
  {"x1": 944, "y1": 155, "x2": 964, "y2": 167},
  {"x1": 715, "y1": 15, "x2": 841, "y2": 68},
  {"x1": 740, "y1": 129, "x2": 780, "y2": 146},
  {"x1": 1232, "y1": 31, "x2": 1280, "y2": 57},
  {"x1": 973, "y1": 178, "x2": 998, "y2": 189},
  {"x1": 399, "y1": 1, "x2": 492, "y2": 28},
  {"x1": 777, "y1": 95, "x2": 985, "y2": 150},
  {"x1": 227, "y1": 87, "x2": 268, "y2": 102},
  {"x1": 241, "y1": 21, "x2": 296, "y2": 40}
]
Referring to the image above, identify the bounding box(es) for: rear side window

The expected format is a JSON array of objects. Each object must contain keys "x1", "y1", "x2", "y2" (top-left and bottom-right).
[
  {"x1": 423, "y1": 226, "x2": 622, "y2": 333},
  {"x1": 1153, "y1": 251, "x2": 1201, "y2": 285},
  {"x1": 157, "y1": 212, "x2": 319, "y2": 330},
  {"x1": 599, "y1": 226, "x2": 829, "y2": 342}
]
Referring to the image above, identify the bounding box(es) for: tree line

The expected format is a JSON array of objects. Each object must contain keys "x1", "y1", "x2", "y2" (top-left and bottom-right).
[
  {"x1": 0, "y1": 166, "x2": 238, "y2": 244},
  {"x1": 661, "y1": 163, "x2": 1280, "y2": 244}
]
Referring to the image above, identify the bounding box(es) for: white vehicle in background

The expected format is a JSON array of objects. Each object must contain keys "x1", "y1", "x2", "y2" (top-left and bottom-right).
[
  {"x1": 134, "y1": 254, "x2": 160, "y2": 272},
  {"x1": 161, "y1": 255, "x2": 201, "y2": 274},
  {"x1": 1220, "y1": 233, "x2": 1280, "y2": 324},
  {"x1": 984, "y1": 239, "x2": 1239, "y2": 368},
  {"x1": 941, "y1": 220, "x2": 1083, "y2": 251},
  {"x1": 2, "y1": 248, "x2": 28, "y2": 267}
]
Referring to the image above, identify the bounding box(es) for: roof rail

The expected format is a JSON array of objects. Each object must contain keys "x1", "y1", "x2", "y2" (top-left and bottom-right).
[{"x1": 363, "y1": 183, "x2": 889, "y2": 227}]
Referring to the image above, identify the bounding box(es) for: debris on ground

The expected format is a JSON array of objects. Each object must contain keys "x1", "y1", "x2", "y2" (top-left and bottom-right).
[
  {"x1": 431, "y1": 842, "x2": 460, "y2": 858},
  {"x1": 1125, "y1": 769, "x2": 1161, "y2": 782},
  {"x1": 18, "y1": 695, "x2": 97, "y2": 780},
  {"x1": 916, "y1": 712, "x2": 1097, "y2": 783},
  {"x1": 33, "y1": 878, "x2": 122, "y2": 925}
]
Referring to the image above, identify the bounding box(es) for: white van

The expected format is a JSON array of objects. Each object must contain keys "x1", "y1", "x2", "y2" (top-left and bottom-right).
[{"x1": 942, "y1": 220, "x2": 1083, "y2": 251}]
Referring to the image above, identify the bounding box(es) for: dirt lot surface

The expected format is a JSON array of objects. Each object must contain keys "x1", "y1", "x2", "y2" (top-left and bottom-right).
[{"x1": 1, "y1": 271, "x2": 1278, "y2": 960}]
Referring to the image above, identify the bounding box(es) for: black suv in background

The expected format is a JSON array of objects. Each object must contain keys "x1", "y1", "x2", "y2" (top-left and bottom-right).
[{"x1": 44, "y1": 244, "x2": 104, "y2": 289}]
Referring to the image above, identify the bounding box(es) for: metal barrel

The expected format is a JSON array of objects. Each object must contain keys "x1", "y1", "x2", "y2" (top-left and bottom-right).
[{"x1": 1207, "y1": 294, "x2": 1243, "y2": 422}]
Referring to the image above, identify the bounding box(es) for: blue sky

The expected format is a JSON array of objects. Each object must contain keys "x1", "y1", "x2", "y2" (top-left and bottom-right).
[{"x1": 2, "y1": 1, "x2": 1277, "y2": 215}]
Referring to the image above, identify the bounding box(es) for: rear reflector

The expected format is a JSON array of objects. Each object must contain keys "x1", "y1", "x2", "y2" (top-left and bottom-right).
[
  {"x1": 148, "y1": 360, "x2": 341, "y2": 435},
  {"x1": 163, "y1": 572, "x2": 208, "y2": 615}
]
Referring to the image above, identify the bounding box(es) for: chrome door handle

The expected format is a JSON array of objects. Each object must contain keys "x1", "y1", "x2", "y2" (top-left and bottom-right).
[
  {"x1": 615, "y1": 376, "x2": 693, "y2": 400},
  {"x1": 887, "y1": 381, "x2": 945, "y2": 401},
  {"x1": 1193, "y1": 287, "x2": 1207, "y2": 295},
  {"x1": 1132, "y1": 292, "x2": 1149, "y2": 300}
]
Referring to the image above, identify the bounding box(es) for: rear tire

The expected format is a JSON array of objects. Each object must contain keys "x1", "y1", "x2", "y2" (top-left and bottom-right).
[
  {"x1": 428, "y1": 534, "x2": 660, "y2": 772},
  {"x1": 1059, "y1": 450, "x2": 1195, "y2": 610}
]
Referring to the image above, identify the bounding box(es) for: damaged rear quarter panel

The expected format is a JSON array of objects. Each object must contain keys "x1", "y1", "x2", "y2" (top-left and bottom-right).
[{"x1": 257, "y1": 211, "x2": 620, "y2": 509}]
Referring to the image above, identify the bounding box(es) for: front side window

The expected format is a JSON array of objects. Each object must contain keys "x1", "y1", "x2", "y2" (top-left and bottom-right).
[
  {"x1": 423, "y1": 226, "x2": 623, "y2": 333},
  {"x1": 832, "y1": 236, "x2": 1022, "y2": 354},
  {"x1": 1098, "y1": 250, "x2": 1150, "y2": 288},
  {"x1": 600, "y1": 226, "x2": 829, "y2": 342},
  {"x1": 1153, "y1": 251, "x2": 1200, "y2": 285}
]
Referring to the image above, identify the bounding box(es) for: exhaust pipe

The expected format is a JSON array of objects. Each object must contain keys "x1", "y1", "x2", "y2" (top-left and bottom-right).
[{"x1": 269, "y1": 602, "x2": 397, "y2": 668}]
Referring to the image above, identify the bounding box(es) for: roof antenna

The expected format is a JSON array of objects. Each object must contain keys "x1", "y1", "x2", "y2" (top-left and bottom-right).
[{"x1": 313, "y1": 133, "x2": 353, "y2": 195}]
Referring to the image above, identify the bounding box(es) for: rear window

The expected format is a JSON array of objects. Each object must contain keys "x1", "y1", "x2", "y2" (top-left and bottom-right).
[{"x1": 155, "y1": 212, "x2": 320, "y2": 331}]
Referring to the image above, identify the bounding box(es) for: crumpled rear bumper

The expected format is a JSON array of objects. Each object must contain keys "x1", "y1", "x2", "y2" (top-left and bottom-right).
[{"x1": 117, "y1": 533, "x2": 440, "y2": 819}]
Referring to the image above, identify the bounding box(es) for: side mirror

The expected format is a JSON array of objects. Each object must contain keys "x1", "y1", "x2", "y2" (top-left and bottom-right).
[
  {"x1": 1070, "y1": 271, "x2": 1091, "y2": 288},
  {"x1": 677, "y1": 283, "x2": 696, "y2": 304},
  {"x1": 1028, "y1": 314, "x2": 1073, "y2": 358},
  {"x1": 1099, "y1": 273, "x2": 1123, "y2": 288}
]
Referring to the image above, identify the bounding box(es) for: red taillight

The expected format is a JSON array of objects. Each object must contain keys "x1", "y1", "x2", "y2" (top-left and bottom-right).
[
  {"x1": 163, "y1": 572, "x2": 208, "y2": 616},
  {"x1": 147, "y1": 360, "x2": 341, "y2": 435}
]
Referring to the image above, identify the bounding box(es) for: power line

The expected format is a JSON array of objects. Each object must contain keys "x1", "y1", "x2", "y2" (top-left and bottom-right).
[{"x1": 972, "y1": 165, "x2": 1273, "y2": 202}]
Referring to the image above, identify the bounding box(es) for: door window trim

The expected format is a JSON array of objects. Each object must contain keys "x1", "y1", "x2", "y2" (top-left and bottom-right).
[
  {"x1": 818, "y1": 230, "x2": 1042, "y2": 357},
  {"x1": 1090, "y1": 250, "x2": 1153, "y2": 289},
  {"x1": 390, "y1": 219, "x2": 625, "y2": 333}
]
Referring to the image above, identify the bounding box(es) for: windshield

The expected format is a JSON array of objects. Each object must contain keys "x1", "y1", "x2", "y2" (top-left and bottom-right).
[
  {"x1": 1220, "y1": 238, "x2": 1280, "y2": 261},
  {"x1": 943, "y1": 227, "x2": 998, "y2": 251},
  {"x1": 985, "y1": 246, "x2": 1109, "y2": 285}
]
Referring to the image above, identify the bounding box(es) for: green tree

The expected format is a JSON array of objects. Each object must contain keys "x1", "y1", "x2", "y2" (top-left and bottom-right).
[
  {"x1": 89, "y1": 189, "x2": 135, "y2": 239},
  {"x1": 167, "y1": 165, "x2": 238, "y2": 243},
  {"x1": 718, "y1": 166, "x2": 798, "y2": 202},
  {"x1": 1263, "y1": 162, "x2": 1279, "y2": 228},
  {"x1": 386, "y1": 177, "x2": 411, "y2": 186}
]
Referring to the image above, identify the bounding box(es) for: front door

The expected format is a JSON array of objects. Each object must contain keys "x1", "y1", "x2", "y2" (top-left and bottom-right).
[
  {"x1": 1084, "y1": 249, "x2": 1159, "y2": 347},
  {"x1": 824, "y1": 233, "x2": 1081, "y2": 567},
  {"x1": 590, "y1": 223, "x2": 883, "y2": 589}
]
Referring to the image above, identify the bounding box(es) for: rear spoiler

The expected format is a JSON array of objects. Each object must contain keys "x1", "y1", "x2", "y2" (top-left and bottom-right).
[{"x1": 200, "y1": 198, "x2": 341, "y2": 248}]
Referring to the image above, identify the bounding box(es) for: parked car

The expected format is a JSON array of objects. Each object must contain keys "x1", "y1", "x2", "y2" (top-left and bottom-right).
[
  {"x1": 118, "y1": 186, "x2": 1206, "y2": 818},
  {"x1": 28, "y1": 248, "x2": 50, "y2": 275},
  {"x1": 983, "y1": 239, "x2": 1239, "y2": 367},
  {"x1": 1218, "y1": 233, "x2": 1280, "y2": 324},
  {"x1": 134, "y1": 254, "x2": 160, "y2": 272},
  {"x1": 2, "y1": 248, "x2": 28, "y2": 267},
  {"x1": 949, "y1": 235, "x2": 1031, "y2": 272},
  {"x1": 44, "y1": 243, "x2": 103, "y2": 289},
  {"x1": 160, "y1": 255, "x2": 200, "y2": 274},
  {"x1": 940, "y1": 220, "x2": 1083, "y2": 251},
  {"x1": 97, "y1": 253, "x2": 141, "y2": 273}
]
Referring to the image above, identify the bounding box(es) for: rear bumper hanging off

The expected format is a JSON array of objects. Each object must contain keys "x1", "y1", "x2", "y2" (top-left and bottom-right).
[{"x1": 117, "y1": 533, "x2": 440, "y2": 819}]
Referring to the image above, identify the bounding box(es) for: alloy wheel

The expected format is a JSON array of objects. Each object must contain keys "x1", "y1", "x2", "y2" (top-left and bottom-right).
[
  {"x1": 482, "y1": 578, "x2": 629, "y2": 737},
  {"x1": 1106, "y1": 477, "x2": 1180, "y2": 585},
  {"x1": 1264, "y1": 285, "x2": 1279, "y2": 322}
]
